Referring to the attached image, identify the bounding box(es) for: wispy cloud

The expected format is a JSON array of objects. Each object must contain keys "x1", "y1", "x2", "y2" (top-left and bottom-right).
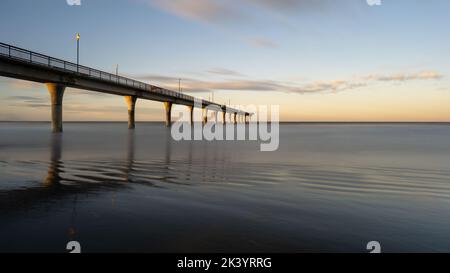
[
  {"x1": 246, "y1": 37, "x2": 278, "y2": 49},
  {"x1": 136, "y1": 70, "x2": 444, "y2": 94},
  {"x1": 364, "y1": 71, "x2": 443, "y2": 82},
  {"x1": 7, "y1": 96, "x2": 49, "y2": 108},
  {"x1": 146, "y1": 0, "x2": 285, "y2": 49},
  {"x1": 247, "y1": 0, "x2": 337, "y2": 14},
  {"x1": 147, "y1": 0, "x2": 339, "y2": 22},
  {"x1": 149, "y1": 0, "x2": 244, "y2": 24},
  {"x1": 207, "y1": 67, "x2": 244, "y2": 77}
]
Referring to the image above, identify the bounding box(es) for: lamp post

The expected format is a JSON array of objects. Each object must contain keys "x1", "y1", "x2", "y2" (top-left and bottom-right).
[{"x1": 76, "y1": 33, "x2": 80, "y2": 73}]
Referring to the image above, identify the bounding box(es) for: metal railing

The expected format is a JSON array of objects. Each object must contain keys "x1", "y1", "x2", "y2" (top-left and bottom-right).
[{"x1": 0, "y1": 42, "x2": 206, "y2": 104}]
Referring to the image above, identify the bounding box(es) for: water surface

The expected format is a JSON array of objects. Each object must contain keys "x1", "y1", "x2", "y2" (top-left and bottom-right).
[{"x1": 1, "y1": 122, "x2": 450, "y2": 252}]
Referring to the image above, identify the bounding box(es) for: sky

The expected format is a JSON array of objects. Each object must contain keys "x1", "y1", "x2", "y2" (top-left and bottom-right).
[{"x1": 0, "y1": 0, "x2": 449, "y2": 121}]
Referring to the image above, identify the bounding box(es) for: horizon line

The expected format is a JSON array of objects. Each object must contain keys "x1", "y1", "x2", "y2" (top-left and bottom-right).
[{"x1": 1, "y1": 121, "x2": 450, "y2": 124}]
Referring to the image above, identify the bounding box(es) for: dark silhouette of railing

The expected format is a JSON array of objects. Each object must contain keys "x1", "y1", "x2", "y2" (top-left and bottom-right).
[{"x1": 0, "y1": 42, "x2": 215, "y2": 105}]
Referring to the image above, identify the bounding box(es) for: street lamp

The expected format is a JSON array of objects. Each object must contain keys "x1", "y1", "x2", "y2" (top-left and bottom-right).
[{"x1": 76, "y1": 33, "x2": 80, "y2": 73}]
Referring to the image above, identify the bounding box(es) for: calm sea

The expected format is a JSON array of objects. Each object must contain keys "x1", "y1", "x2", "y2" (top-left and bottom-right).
[{"x1": 1, "y1": 122, "x2": 450, "y2": 252}]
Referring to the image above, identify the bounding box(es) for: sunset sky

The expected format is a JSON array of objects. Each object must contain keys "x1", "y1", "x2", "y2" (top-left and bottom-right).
[{"x1": 1, "y1": 0, "x2": 450, "y2": 121}]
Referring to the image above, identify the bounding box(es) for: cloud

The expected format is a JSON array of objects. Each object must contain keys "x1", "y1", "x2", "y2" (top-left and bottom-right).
[
  {"x1": 371, "y1": 71, "x2": 443, "y2": 82},
  {"x1": 207, "y1": 68, "x2": 244, "y2": 77},
  {"x1": 7, "y1": 96, "x2": 48, "y2": 108},
  {"x1": 135, "y1": 70, "x2": 444, "y2": 94},
  {"x1": 246, "y1": 37, "x2": 278, "y2": 49},
  {"x1": 7, "y1": 96, "x2": 46, "y2": 102},
  {"x1": 247, "y1": 0, "x2": 336, "y2": 14},
  {"x1": 148, "y1": 0, "x2": 339, "y2": 22},
  {"x1": 149, "y1": 0, "x2": 243, "y2": 24},
  {"x1": 146, "y1": 0, "x2": 281, "y2": 49}
]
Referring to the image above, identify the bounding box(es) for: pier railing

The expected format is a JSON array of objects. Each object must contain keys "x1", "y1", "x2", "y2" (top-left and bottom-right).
[{"x1": 0, "y1": 42, "x2": 203, "y2": 104}]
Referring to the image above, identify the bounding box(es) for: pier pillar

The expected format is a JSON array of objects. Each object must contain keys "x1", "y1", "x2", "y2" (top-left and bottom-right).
[
  {"x1": 124, "y1": 96, "x2": 137, "y2": 129},
  {"x1": 202, "y1": 108, "x2": 208, "y2": 124},
  {"x1": 187, "y1": 105, "x2": 194, "y2": 125},
  {"x1": 222, "y1": 111, "x2": 226, "y2": 125},
  {"x1": 46, "y1": 83, "x2": 65, "y2": 133},
  {"x1": 245, "y1": 114, "x2": 249, "y2": 124},
  {"x1": 163, "y1": 102, "x2": 173, "y2": 127},
  {"x1": 233, "y1": 113, "x2": 237, "y2": 124}
]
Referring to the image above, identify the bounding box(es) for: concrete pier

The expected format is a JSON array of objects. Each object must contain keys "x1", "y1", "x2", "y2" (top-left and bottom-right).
[
  {"x1": 46, "y1": 83, "x2": 65, "y2": 133},
  {"x1": 0, "y1": 42, "x2": 252, "y2": 132},
  {"x1": 222, "y1": 111, "x2": 227, "y2": 124},
  {"x1": 187, "y1": 105, "x2": 194, "y2": 125},
  {"x1": 163, "y1": 102, "x2": 172, "y2": 127},
  {"x1": 124, "y1": 96, "x2": 137, "y2": 129},
  {"x1": 202, "y1": 108, "x2": 208, "y2": 124}
]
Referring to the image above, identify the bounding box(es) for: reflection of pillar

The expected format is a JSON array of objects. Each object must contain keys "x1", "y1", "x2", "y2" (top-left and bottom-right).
[
  {"x1": 222, "y1": 111, "x2": 226, "y2": 125},
  {"x1": 187, "y1": 105, "x2": 194, "y2": 125},
  {"x1": 124, "y1": 130, "x2": 135, "y2": 182},
  {"x1": 202, "y1": 108, "x2": 208, "y2": 124},
  {"x1": 233, "y1": 113, "x2": 237, "y2": 124},
  {"x1": 163, "y1": 101, "x2": 173, "y2": 127},
  {"x1": 46, "y1": 83, "x2": 65, "y2": 133},
  {"x1": 164, "y1": 127, "x2": 172, "y2": 167},
  {"x1": 43, "y1": 134, "x2": 62, "y2": 187},
  {"x1": 124, "y1": 96, "x2": 137, "y2": 129}
]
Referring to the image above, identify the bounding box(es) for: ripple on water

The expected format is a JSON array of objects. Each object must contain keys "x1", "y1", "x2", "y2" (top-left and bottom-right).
[{"x1": 1, "y1": 158, "x2": 450, "y2": 200}]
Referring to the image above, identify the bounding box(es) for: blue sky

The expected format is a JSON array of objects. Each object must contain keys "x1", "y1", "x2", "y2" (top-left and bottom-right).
[{"x1": 1, "y1": 0, "x2": 449, "y2": 121}]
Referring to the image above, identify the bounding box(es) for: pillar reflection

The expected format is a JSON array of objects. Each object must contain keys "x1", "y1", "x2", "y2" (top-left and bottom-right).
[{"x1": 43, "y1": 133, "x2": 63, "y2": 187}]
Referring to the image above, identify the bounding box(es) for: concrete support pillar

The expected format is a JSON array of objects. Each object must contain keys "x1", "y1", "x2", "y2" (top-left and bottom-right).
[
  {"x1": 222, "y1": 111, "x2": 226, "y2": 125},
  {"x1": 124, "y1": 96, "x2": 137, "y2": 129},
  {"x1": 233, "y1": 113, "x2": 237, "y2": 124},
  {"x1": 46, "y1": 83, "x2": 65, "y2": 133},
  {"x1": 163, "y1": 102, "x2": 173, "y2": 127},
  {"x1": 202, "y1": 108, "x2": 208, "y2": 124},
  {"x1": 187, "y1": 105, "x2": 194, "y2": 125},
  {"x1": 245, "y1": 114, "x2": 249, "y2": 124}
]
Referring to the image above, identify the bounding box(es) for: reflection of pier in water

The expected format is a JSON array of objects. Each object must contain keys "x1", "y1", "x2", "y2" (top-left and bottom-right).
[{"x1": 0, "y1": 130, "x2": 212, "y2": 214}]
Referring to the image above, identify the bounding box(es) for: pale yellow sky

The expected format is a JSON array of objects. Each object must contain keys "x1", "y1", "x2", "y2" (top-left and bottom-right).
[{"x1": 1, "y1": 77, "x2": 449, "y2": 122}]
